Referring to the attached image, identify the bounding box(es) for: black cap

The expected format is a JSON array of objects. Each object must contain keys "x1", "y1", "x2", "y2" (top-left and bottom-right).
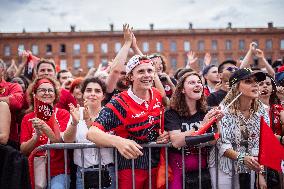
[{"x1": 229, "y1": 68, "x2": 266, "y2": 87}]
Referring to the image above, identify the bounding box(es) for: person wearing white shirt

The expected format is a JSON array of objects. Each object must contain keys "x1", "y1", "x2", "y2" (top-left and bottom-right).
[{"x1": 63, "y1": 77, "x2": 115, "y2": 189}]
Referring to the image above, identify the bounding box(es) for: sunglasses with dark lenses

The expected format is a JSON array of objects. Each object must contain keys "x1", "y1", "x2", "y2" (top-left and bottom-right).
[{"x1": 226, "y1": 67, "x2": 239, "y2": 72}]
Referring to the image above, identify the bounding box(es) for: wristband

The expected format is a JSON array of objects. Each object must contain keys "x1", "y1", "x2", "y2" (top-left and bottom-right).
[{"x1": 237, "y1": 152, "x2": 245, "y2": 165}]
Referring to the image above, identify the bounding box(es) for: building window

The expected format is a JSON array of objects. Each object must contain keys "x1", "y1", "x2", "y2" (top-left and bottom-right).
[
  {"x1": 87, "y1": 44, "x2": 94, "y2": 53},
  {"x1": 143, "y1": 42, "x2": 149, "y2": 52},
  {"x1": 184, "y1": 41, "x2": 190, "y2": 52},
  {"x1": 60, "y1": 59, "x2": 67, "y2": 70},
  {"x1": 4, "y1": 45, "x2": 11, "y2": 56},
  {"x1": 170, "y1": 41, "x2": 177, "y2": 52},
  {"x1": 101, "y1": 43, "x2": 108, "y2": 54},
  {"x1": 87, "y1": 59, "x2": 94, "y2": 69},
  {"x1": 31, "y1": 45, "x2": 39, "y2": 55},
  {"x1": 156, "y1": 42, "x2": 163, "y2": 52},
  {"x1": 46, "y1": 44, "x2": 52, "y2": 54},
  {"x1": 265, "y1": 39, "x2": 272, "y2": 50},
  {"x1": 115, "y1": 42, "x2": 121, "y2": 53},
  {"x1": 73, "y1": 44, "x2": 80, "y2": 55},
  {"x1": 225, "y1": 40, "x2": 232, "y2": 50},
  {"x1": 239, "y1": 40, "x2": 245, "y2": 50},
  {"x1": 197, "y1": 40, "x2": 204, "y2": 51},
  {"x1": 60, "y1": 44, "x2": 66, "y2": 53},
  {"x1": 281, "y1": 40, "x2": 284, "y2": 50},
  {"x1": 73, "y1": 59, "x2": 80, "y2": 69},
  {"x1": 211, "y1": 40, "x2": 218, "y2": 51},
  {"x1": 170, "y1": 57, "x2": 177, "y2": 70},
  {"x1": 212, "y1": 57, "x2": 218, "y2": 65}
]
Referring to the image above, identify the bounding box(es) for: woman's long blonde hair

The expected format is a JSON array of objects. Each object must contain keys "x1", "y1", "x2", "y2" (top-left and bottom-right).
[{"x1": 221, "y1": 83, "x2": 260, "y2": 114}]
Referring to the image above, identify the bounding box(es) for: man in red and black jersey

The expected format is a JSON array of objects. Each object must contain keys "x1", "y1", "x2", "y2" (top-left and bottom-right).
[{"x1": 87, "y1": 55, "x2": 169, "y2": 189}]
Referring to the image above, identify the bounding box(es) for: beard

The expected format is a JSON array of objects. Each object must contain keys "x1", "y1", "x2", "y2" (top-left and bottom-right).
[{"x1": 116, "y1": 79, "x2": 129, "y2": 90}]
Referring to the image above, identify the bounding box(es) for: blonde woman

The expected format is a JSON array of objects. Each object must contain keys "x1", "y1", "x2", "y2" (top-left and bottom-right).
[{"x1": 217, "y1": 68, "x2": 269, "y2": 189}]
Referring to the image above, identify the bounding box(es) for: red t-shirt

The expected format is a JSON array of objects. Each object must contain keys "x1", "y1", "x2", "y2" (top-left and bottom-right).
[
  {"x1": 20, "y1": 108, "x2": 70, "y2": 176},
  {"x1": 0, "y1": 80, "x2": 24, "y2": 142},
  {"x1": 56, "y1": 88, "x2": 77, "y2": 112}
]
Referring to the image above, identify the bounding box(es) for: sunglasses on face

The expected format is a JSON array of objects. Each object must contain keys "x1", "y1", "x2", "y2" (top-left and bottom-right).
[{"x1": 226, "y1": 67, "x2": 239, "y2": 72}]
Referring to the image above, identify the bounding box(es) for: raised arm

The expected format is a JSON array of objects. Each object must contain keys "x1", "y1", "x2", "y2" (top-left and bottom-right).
[
  {"x1": 105, "y1": 24, "x2": 133, "y2": 93},
  {"x1": 240, "y1": 42, "x2": 256, "y2": 69},
  {"x1": 186, "y1": 51, "x2": 200, "y2": 72},
  {"x1": 255, "y1": 49, "x2": 275, "y2": 77},
  {"x1": 131, "y1": 33, "x2": 143, "y2": 56}
]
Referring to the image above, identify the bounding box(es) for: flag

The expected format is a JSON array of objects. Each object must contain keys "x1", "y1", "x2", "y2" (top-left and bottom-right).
[
  {"x1": 34, "y1": 96, "x2": 53, "y2": 122},
  {"x1": 259, "y1": 116, "x2": 284, "y2": 171},
  {"x1": 157, "y1": 108, "x2": 173, "y2": 189},
  {"x1": 34, "y1": 96, "x2": 61, "y2": 140},
  {"x1": 24, "y1": 53, "x2": 40, "y2": 80},
  {"x1": 192, "y1": 117, "x2": 217, "y2": 136}
]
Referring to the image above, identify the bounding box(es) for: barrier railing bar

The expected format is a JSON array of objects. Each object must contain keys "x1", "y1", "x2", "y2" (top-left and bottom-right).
[
  {"x1": 182, "y1": 147, "x2": 185, "y2": 189},
  {"x1": 81, "y1": 149, "x2": 85, "y2": 188},
  {"x1": 98, "y1": 148, "x2": 102, "y2": 189},
  {"x1": 132, "y1": 159, "x2": 135, "y2": 189},
  {"x1": 64, "y1": 149, "x2": 68, "y2": 189},
  {"x1": 148, "y1": 147, "x2": 152, "y2": 189},
  {"x1": 115, "y1": 149, "x2": 118, "y2": 189},
  {"x1": 47, "y1": 149, "x2": 51, "y2": 189},
  {"x1": 165, "y1": 146, "x2": 169, "y2": 189},
  {"x1": 198, "y1": 147, "x2": 202, "y2": 189}
]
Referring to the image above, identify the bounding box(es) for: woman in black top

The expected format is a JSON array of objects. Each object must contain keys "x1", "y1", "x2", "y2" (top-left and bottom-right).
[{"x1": 165, "y1": 72, "x2": 222, "y2": 189}]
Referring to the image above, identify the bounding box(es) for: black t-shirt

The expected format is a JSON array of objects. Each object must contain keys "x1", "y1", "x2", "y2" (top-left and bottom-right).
[
  {"x1": 207, "y1": 89, "x2": 227, "y2": 107},
  {"x1": 165, "y1": 109, "x2": 209, "y2": 154}
]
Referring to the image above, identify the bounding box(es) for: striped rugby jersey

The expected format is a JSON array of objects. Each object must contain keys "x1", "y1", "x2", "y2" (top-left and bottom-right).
[{"x1": 93, "y1": 87, "x2": 163, "y2": 170}]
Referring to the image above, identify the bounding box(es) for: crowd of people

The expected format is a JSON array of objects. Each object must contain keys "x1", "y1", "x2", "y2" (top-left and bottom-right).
[{"x1": 0, "y1": 24, "x2": 284, "y2": 189}]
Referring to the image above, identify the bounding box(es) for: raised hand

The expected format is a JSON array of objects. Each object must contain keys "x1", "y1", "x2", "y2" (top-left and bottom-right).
[
  {"x1": 249, "y1": 42, "x2": 257, "y2": 52},
  {"x1": 69, "y1": 103, "x2": 80, "y2": 124},
  {"x1": 123, "y1": 24, "x2": 133, "y2": 44},
  {"x1": 204, "y1": 53, "x2": 211, "y2": 66},
  {"x1": 255, "y1": 49, "x2": 265, "y2": 59},
  {"x1": 187, "y1": 51, "x2": 198, "y2": 65}
]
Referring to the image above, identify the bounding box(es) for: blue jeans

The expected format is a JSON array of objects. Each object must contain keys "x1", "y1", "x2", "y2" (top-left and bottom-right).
[
  {"x1": 76, "y1": 165, "x2": 116, "y2": 189},
  {"x1": 50, "y1": 174, "x2": 70, "y2": 189}
]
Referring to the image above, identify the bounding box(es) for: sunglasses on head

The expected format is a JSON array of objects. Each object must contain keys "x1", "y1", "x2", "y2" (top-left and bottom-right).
[{"x1": 226, "y1": 67, "x2": 239, "y2": 72}]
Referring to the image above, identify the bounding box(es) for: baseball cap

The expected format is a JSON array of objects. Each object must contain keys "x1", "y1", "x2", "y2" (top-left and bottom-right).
[{"x1": 229, "y1": 68, "x2": 266, "y2": 87}]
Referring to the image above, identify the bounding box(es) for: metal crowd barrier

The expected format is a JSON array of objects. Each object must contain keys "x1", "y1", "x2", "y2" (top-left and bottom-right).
[
  {"x1": 31, "y1": 142, "x2": 211, "y2": 189},
  {"x1": 30, "y1": 142, "x2": 283, "y2": 189}
]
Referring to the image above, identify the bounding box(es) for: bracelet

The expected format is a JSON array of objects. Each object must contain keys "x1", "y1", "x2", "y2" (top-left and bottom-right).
[{"x1": 237, "y1": 152, "x2": 246, "y2": 165}]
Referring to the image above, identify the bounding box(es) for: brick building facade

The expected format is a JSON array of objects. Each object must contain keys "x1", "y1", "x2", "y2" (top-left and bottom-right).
[{"x1": 1, "y1": 23, "x2": 284, "y2": 75}]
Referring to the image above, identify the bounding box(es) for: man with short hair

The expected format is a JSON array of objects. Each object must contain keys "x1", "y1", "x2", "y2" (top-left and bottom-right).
[
  {"x1": 86, "y1": 55, "x2": 169, "y2": 189},
  {"x1": 202, "y1": 65, "x2": 220, "y2": 96},
  {"x1": 57, "y1": 70, "x2": 73, "y2": 89},
  {"x1": 0, "y1": 60, "x2": 24, "y2": 148},
  {"x1": 36, "y1": 59, "x2": 77, "y2": 111},
  {"x1": 207, "y1": 60, "x2": 238, "y2": 107}
]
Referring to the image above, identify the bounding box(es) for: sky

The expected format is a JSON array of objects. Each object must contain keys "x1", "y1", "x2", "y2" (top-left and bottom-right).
[{"x1": 0, "y1": 0, "x2": 284, "y2": 32}]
